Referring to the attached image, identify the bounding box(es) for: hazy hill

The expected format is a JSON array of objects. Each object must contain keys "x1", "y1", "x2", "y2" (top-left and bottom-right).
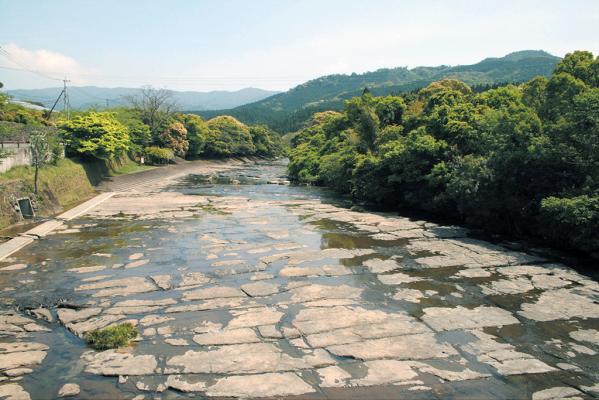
[
  {"x1": 197, "y1": 50, "x2": 560, "y2": 132},
  {"x1": 5, "y1": 86, "x2": 280, "y2": 111}
]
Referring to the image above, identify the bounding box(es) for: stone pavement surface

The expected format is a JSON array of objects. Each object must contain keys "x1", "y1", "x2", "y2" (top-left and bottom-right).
[{"x1": 0, "y1": 161, "x2": 597, "y2": 399}]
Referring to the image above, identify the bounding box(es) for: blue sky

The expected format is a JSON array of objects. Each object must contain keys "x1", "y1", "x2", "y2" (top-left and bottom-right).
[{"x1": 1, "y1": 0, "x2": 598, "y2": 91}]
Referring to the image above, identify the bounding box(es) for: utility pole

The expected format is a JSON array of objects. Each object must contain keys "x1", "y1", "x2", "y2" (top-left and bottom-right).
[
  {"x1": 62, "y1": 78, "x2": 71, "y2": 119},
  {"x1": 105, "y1": 98, "x2": 110, "y2": 108}
]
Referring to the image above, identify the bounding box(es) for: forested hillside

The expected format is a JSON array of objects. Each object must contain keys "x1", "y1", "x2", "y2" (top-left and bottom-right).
[
  {"x1": 198, "y1": 50, "x2": 560, "y2": 132},
  {"x1": 287, "y1": 51, "x2": 599, "y2": 258}
]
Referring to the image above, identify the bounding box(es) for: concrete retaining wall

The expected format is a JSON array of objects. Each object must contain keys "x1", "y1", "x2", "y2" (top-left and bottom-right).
[{"x1": 0, "y1": 145, "x2": 31, "y2": 173}]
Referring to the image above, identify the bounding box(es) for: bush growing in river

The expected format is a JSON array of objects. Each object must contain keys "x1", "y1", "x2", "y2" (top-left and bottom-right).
[{"x1": 84, "y1": 323, "x2": 137, "y2": 350}]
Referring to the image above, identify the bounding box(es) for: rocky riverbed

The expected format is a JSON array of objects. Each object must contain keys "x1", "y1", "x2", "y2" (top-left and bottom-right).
[{"x1": 0, "y1": 159, "x2": 597, "y2": 399}]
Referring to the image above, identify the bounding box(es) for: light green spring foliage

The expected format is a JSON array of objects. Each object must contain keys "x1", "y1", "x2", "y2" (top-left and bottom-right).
[
  {"x1": 288, "y1": 50, "x2": 599, "y2": 257},
  {"x1": 144, "y1": 146, "x2": 174, "y2": 164},
  {"x1": 60, "y1": 112, "x2": 130, "y2": 160}
]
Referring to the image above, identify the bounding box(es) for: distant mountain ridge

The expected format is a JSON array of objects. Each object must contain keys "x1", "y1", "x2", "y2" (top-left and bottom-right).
[
  {"x1": 4, "y1": 86, "x2": 280, "y2": 111},
  {"x1": 197, "y1": 50, "x2": 561, "y2": 132}
]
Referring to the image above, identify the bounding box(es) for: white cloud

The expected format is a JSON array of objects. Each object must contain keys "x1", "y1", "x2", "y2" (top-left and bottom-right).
[{"x1": 0, "y1": 43, "x2": 94, "y2": 87}]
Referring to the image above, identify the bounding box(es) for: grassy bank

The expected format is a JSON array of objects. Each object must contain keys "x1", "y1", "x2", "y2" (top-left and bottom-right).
[{"x1": 0, "y1": 155, "x2": 149, "y2": 230}]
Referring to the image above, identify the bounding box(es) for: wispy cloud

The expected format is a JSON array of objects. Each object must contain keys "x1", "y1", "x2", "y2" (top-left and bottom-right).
[{"x1": 0, "y1": 43, "x2": 94, "y2": 85}]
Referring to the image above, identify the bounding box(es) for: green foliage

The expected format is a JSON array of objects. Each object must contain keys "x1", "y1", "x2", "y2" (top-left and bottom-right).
[
  {"x1": 84, "y1": 323, "x2": 137, "y2": 350},
  {"x1": 204, "y1": 116, "x2": 256, "y2": 157},
  {"x1": 60, "y1": 112, "x2": 130, "y2": 160},
  {"x1": 540, "y1": 196, "x2": 599, "y2": 256},
  {"x1": 29, "y1": 129, "x2": 51, "y2": 194},
  {"x1": 249, "y1": 124, "x2": 284, "y2": 157},
  {"x1": 112, "y1": 108, "x2": 151, "y2": 155},
  {"x1": 288, "y1": 49, "x2": 599, "y2": 257},
  {"x1": 144, "y1": 146, "x2": 174, "y2": 164},
  {"x1": 0, "y1": 93, "x2": 50, "y2": 125},
  {"x1": 177, "y1": 113, "x2": 208, "y2": 158}
]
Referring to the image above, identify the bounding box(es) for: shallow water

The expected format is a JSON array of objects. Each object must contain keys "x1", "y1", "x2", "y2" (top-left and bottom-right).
[{"x1": 0, "y1": 160, "x2": 597, "y2": 399}]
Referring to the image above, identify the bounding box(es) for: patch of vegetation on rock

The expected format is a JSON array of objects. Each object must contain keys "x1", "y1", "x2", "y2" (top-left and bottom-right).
[{"x1": 84, "y1": 323, "x2": 137, "y2": 350}]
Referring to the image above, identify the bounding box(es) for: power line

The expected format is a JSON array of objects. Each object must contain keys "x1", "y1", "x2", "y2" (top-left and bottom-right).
[{"x1": 0, "y1": 46, "x2": 63, "y2": 81}]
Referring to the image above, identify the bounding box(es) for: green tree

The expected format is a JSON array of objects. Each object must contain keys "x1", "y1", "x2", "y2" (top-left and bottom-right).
[
  {"x1": 177, "y1": 114, "x2": 208, "y2": 158},
  {"x1": 345, "y1": 95, "x2": 379, "y2": 151},
  {"x1": 554, "y1": 51, "x2": 595, "y2": 84},
  {"x1": 60, "y1": 112, "x2": 130, "y2": 160},
  {"x1": 29, "y1": 129, "x2": 50, "y2": 194},
  {"x1": 249, "y1": 124, "x2": 283, "y2": 157},
  {"x1": 204, "y1": 116, "x2": 255, "y2": 157},
  {"x1": 160, "y1": 121, "x2": 189, "y2": 157},
  {"x1": 112, "y1": 108, "x2": 151, "y2": 155}
]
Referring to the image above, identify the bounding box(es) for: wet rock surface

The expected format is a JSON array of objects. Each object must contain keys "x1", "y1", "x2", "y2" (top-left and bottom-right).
[{"x1": 0, "y1": 160, "x2": 597, "y2": 399}]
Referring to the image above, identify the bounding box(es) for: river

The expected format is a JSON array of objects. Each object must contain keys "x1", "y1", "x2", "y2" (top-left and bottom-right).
[{"x1": 0, "y1": 159, "x2": 597, "y2": 399}]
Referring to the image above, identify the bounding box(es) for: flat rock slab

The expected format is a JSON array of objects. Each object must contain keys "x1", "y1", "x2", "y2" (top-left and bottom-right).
[
  {"x1": 206, "y1": 372, "x2": 315, "y2": 398},
  {"x1": 0, "y1": 342, "x2": 48, "y2": 354},
  {"x1": 532, "y1": 386, "x2": 584, "y2": 400},
  {"x1": 57, "y1": 308, "x2": 102, "y2": 324},
  {"x1": 67, "y1": 315, "x2": 123, "y2": 336},
  {"x1": 165, "y1": 375, "x2": 206, "y2": 392},
  {"x1": 481, "y1": 277, "x2": 535, "y2": 295},
  {"x1": 327, "y1": 333, "x2": 457, "y2": 360},
  {"x1": 518, "y1": 289, "x2": 599, "y2": 322},
  {"x1": 84, "y1": 351, "x2": 157, "y2": 376},
  {"x1": 317, "y1": 365, "x2": 352, "y2": 387},
  {"x1": 76, "y1": 277, "x2": 157, "y2": 297},
  {"x1": 182, "y1": 286, "x2": 246, "y2": 301},
  {"x1": 279, "y1": 264, "x2": 351, "y2": 277},
  {"x1": 0, "y1": 383, "x2": 30, "y2": 400},
  {"x1": 241, "y1": 281, "x2": 280, "y2": 297},
  {"x1": 0, "y1": 350, "x2": 47, "y2": 370},
  {"x1": 422, "y1": 306, "x2": 519, "y2": 331},
  {"x1": 352, "y1": 360, "x2": 419, "y2": 386},
  {"x1": 461, "y1": 330, "x2": 555, "y2": 376},
  {"x1": 378, "y1": 272, "x2": 423, "y2": 285},
  {"x1": 569, "y1": 329, "x2": 599, "y2": 345},
  {"x1": 290, "y1": 284, "x2": 363, "y2": 303},
  {"x1": 193, "y1": 328, "x2": 260, "y2": 345},
  {"x1": 167, "y1": 343, "x2": 316, "y2": 374},
  {"x1": 227, "y1": 308, "x2": 284, "y2": 328},
  {"x1": 363, "y1": 258, "x2": 401, "y2": 273}
]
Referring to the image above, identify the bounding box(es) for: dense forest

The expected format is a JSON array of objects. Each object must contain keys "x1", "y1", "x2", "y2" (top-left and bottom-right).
[
  {"x1": 199, "y1": 50, "x2": 560, "y2": 133},
  {"x1": 288, "y1": 51, "x2": 599, "y2": 258}
]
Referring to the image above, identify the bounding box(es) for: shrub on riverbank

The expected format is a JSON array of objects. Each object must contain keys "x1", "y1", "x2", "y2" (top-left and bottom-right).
[
  {"x1": 288, "y1": 50, "x2": 599, "y2": 258},
  {"x1": 144, "y1": 146, "x2": 174, "y2": 164},
  {"x1": 84, "y1": 323, "x2": 137, "y2": 350}
]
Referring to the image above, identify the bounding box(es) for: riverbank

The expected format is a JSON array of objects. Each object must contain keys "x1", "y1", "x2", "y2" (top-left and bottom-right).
[
  {"x1": 0, "y1": 157, "x2": 259, "y2": 259},
  {"x1": 0, "y1": 158, "x2": 97, "y2": 230}
]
